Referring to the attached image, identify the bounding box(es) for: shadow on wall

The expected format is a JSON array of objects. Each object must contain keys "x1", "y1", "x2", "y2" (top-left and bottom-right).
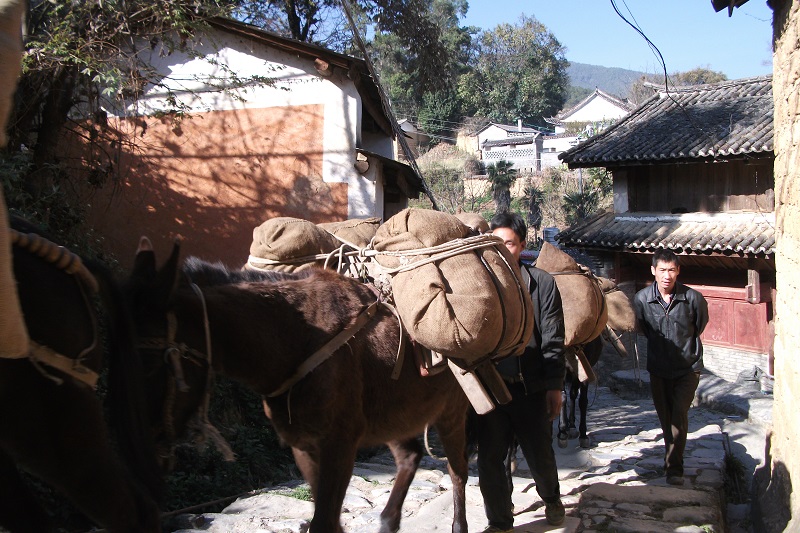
[{"x1": 752, "y1": 432, "x2": 792, "y2": 533}]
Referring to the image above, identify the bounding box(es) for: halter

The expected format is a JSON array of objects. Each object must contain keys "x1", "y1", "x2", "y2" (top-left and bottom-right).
[{"x1": 137, "y1": 281, "x2": 234, "y2": 463}]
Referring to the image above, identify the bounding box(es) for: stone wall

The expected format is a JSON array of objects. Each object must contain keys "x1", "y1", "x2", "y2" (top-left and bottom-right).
[{"x1": 767, "y1": 0, "x2": 800, "y2": 530}]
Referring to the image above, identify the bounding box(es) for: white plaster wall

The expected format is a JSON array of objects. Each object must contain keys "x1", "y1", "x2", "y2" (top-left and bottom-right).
[
  {"x1": 108, "y1": 29, "x2": 382, "y2": 219},
  {"x1": 565, "y1": 97, "x2": 629, "y2": 123}
]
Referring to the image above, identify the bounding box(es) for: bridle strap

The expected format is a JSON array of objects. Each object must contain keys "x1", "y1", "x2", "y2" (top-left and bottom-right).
[
  {"x1": 267, "y1": 298, "x2": 381, "y2": 398},
  {"x1": 28, "y1": 341, "x2": 99, "y2": 388}
]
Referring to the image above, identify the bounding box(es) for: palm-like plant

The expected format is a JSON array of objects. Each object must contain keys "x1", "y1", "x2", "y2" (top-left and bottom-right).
[
  {"x1": 487, "y1": 160, "x2": 516, "y2": 214},
  {"x1": 563, "y1": 189, "x2": 599, "y2": 226},
  {"x1": 523, "y1": 185, "x2": 545, "y2": 243}
]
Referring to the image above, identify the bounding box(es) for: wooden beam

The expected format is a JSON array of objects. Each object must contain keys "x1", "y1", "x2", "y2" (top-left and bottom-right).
[
  {"x1": 746, "y1": 268, "x2": 761, "y2": 304},
  {"x1": 314, "y1": 58, "x2": 333, "y2": 77}
]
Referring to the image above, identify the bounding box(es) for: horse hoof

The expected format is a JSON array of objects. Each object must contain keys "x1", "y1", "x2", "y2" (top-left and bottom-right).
[
  {"x1": 568, "y1": 429, "x2": 579, "y2": 439},
  {"x1": 579, "y1": 437, "x2": 590, "y2": 449},
  {"x1": 558, "y1": 438, "x2": 568, "y2": 449}
]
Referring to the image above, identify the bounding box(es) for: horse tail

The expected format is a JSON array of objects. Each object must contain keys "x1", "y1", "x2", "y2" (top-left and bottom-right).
[{"x1": 88, "y1": 260, "x2": 164, "y2": 504}]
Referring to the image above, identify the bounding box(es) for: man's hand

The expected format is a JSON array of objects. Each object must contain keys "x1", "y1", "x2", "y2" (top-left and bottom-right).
[{"x1": 546, "y1": 389, "x2": 563, "y2": 421}]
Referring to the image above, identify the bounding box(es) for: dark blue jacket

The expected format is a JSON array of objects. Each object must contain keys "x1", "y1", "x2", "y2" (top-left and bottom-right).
[{"x1": 634, "y1": 282, "x2": 709, "y2": 379}]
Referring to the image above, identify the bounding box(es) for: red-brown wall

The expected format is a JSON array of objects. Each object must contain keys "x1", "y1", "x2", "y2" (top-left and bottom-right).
[{"x1": 66, "y1": 105, "x2": 348, "y2": 268}]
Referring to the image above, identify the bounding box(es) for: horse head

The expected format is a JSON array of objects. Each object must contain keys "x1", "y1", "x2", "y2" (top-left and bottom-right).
[{"x1": 127, "y1": 237, "x2": 231, "y2": 470}]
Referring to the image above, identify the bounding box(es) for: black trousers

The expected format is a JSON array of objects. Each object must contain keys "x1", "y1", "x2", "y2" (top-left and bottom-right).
[
  {"x1": 476, "y1": 383, "x2": 560, "y2": 529},
  {"x1": 650, "y1": 371, "x2": 700, "y2": 477}
]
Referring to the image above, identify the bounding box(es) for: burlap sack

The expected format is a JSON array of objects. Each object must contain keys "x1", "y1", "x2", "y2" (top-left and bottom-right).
[
  {"x1": 318, "y1": 217, "x2": 380, "y2": 248},
  {"x1": 249, "y1": 217, "x2": 340, "y2": 272},
  {"x1": 454, "y1": 212, "x2": 490, "y2": 235},
  {"x1": 372, "y1": 208, "x2": 533, "y2": 363},
  {"x1": 597, "y1": 277, "x2": 636, "y2": 332},
  {"x1": 537, "y1": 242, "x2": 607, "y2": 346}
]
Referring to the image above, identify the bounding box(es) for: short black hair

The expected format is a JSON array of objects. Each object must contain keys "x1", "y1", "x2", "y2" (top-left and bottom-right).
[
  {"x1": 652, "y1": 248, "x2": 680, "y2": 267},
  {"x1": 489, "y1": 212, "x2": 526, "y2": 243}
]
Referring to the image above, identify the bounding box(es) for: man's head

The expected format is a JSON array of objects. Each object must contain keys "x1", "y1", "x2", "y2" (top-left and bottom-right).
[
  {"x1": 650, "y1": 249, "x2": 680, "y2": 295},
  {"x1": 490, "y1": 212, "x2": 526, "y2": 261}
]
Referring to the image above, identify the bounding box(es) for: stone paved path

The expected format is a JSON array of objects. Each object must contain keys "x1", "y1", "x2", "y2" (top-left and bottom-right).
[{"x1": 168, "y1": 385, "x2": 767, "y2": 533}]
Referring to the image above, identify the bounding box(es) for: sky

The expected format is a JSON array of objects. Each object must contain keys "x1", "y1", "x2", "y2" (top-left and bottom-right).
[{"x1": 461, "y1": 0, "x2": 774, "y2": 80}]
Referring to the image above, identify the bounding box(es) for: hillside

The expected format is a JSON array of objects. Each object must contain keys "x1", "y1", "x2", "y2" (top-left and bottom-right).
[{"x1": 567, "y1": 62, "x2": 648, "y2": 99}]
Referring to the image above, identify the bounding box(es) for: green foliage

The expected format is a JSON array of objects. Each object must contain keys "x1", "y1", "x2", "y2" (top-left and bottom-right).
[
  {"x1": 671, "y1": 67, "x2": 728, "y2": 86},
  {"x1": 275, "y1": 484, "x2": 313, "y2": 501},
  {"x1": 370, "y1": 0, "x2": 476, "y2": 120},
  {"x1": 562, "y1": 189, "x2": 599, "y2": 226},
  {"x1": 567, "y1": 62, "x2": 646, "y2": 97},
  {"x1": 523, "y1": 185, "x2": 544, "y2": 231},
  {"x1": 563, "y1": 85, "x2": 593, "y2": 110},
  {"x1": 0, "y1": 151, "x2": 116, "y2": 266},
  {"x1": 486, "y1": 160, "x2": 516, "y2": 215},
  {"x1": 457, "y1": 15, "x2": 568, "y2": 126}
]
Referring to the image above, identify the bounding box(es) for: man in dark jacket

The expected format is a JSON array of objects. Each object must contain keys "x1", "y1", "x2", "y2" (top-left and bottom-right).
[
  {"x1": 476, "y1": 213, "x2": 566, "y2": 533},
  {"x1": 634, "y1": 249, "x2": 709, "y2": 486}
]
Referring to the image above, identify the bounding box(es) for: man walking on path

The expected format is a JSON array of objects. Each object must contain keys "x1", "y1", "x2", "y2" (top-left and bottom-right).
[
  {"x1": 476, "y1": 212, "x2": 567, "y2": 532},
  {"x1": 634, "y1": 249, "x2": 709, "y2": 485}
]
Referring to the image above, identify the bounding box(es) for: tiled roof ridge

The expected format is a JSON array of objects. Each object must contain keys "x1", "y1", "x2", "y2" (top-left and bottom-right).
[
  {"x1": 559, "y1": 75, "x2": 773, "y2": 165},
  {"x1": 656, "y1": 74, "x2": 772, "y2": 95}
]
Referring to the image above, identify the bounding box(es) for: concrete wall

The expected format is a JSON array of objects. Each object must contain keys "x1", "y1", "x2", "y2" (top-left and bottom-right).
[{"x1": 769, "y1": 0, "x2": 800, "y2": 530}]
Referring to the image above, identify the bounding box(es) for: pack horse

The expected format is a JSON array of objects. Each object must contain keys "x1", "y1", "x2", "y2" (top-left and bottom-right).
[{"x1": 127, "y1": 238, "x2": 472, "y2": 533}]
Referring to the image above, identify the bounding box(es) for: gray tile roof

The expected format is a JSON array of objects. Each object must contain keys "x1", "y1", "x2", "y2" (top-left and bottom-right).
[
  {"x1": 559, "y1": 76, "x2": 773, "y2": 167},
  {"x1": 482, "y1": 136, "x2": 538, "y2": 148},
  {"x1": 556, "y1": 211, "x2": 775, "y2": 257}
]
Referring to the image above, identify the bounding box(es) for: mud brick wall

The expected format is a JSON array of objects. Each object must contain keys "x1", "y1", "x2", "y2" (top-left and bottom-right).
[{"x1": 771, "y1": 0, "x2": 800, "y2": 529}]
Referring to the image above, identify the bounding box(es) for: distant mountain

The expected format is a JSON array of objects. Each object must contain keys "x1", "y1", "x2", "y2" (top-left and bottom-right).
[{"x1": 567, "y1": 62, "x2": 648, "y2": 99}]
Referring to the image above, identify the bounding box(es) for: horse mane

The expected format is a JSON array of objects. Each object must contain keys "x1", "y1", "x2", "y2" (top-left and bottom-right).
[{"x1": 182, "y1": 257, "x2": 316, "y2": 286}]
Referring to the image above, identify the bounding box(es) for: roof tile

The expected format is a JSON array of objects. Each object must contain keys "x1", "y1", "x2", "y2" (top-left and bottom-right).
[
  {"x1": 560, "y1": 76, "x2": 773, "y2": 166},
  {"x1": 557, "y1": 211, "x2": 775, "y2": 257}
]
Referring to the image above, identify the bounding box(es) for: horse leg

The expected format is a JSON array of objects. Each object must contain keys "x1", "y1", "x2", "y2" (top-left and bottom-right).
[
  {"x1": 578, "y1": 381, "x2": 590, "y2": 448},
  {"x1": 0, "y1": 450, "x2": 52, "y2": 533},
  {"x1": 567, "y1": 376, "x2": 580, "y2": 439},
  {"x1": 379, "y1": 437, "x2": 423, "y2": 533},
  {"x1": 306, "y1": 439, "x2": 358, "y2": 533},
  {"x1": 291, "y1": 447, "x2": 320, "y2": 500},
  {"x1": 435, "y1": 415, "x2": 470, "y2": 533},
  {"x1": 557, "y1": 386, "x2": 569, "y2": 448}
]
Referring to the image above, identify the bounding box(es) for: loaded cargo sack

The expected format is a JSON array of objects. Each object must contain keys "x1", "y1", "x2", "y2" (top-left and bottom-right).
[
  {"x1": 536, "y1": 242, "x2": 607, "y2": 384},
  {"x1": 246, "y1": 209, "x2": 535, "y2": 413}
]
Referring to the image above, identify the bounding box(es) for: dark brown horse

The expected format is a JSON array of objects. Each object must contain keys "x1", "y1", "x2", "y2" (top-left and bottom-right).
[
  {"x1": 557, "y1": 336, "x2": 603, "y2": 449},
  {"x1": 126, "y1": 238, "x2": 472, "y2": 533},
  {"x1": 0, "y1": 217, "x2": 162, "y2": 532}
]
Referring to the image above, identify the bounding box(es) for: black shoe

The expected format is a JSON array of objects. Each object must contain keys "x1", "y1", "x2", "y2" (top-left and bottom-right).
[
  {"x1": 545, "y1": 499, "x2": 565, "y2": 526},
  {"x1": 480, "y1": 526, "x2": 513, "y2": 533},
  {"x1": 666, "y1": 475, "x2": 684, "y2": 485}
]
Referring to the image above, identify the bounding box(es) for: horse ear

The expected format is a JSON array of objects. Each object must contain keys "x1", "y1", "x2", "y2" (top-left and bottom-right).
[
  {"x1": 155, "y1": 238, "x2": 182, "y2": 296},
  {"x1": 132, "y1": 237, "x2": 157, "y2": 282}
]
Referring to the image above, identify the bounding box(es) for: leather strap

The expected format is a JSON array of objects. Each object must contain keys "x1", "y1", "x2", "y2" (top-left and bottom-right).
[
  {"x1": 28, "y1": 341, "x2": 99, "y2": 389},
  {"x1": 267, "y1": 299, "x2": 380, "y2": 397}
]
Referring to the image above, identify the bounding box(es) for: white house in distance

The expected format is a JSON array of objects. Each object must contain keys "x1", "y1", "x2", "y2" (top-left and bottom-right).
[
  {"x1": 471, "y1": 90, "x2": 633, "y2": 173},
  {"x1": 476, "y1": 120, "x2": 544, "y2": 173},
  {"x1": 542, "y1": 88, "x2": 635, "y2": 167}
]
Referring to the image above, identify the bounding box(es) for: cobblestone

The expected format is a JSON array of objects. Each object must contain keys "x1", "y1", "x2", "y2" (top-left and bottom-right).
[{"x1": 168, "y1": 382, "x2": 770, "y2": 532}]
